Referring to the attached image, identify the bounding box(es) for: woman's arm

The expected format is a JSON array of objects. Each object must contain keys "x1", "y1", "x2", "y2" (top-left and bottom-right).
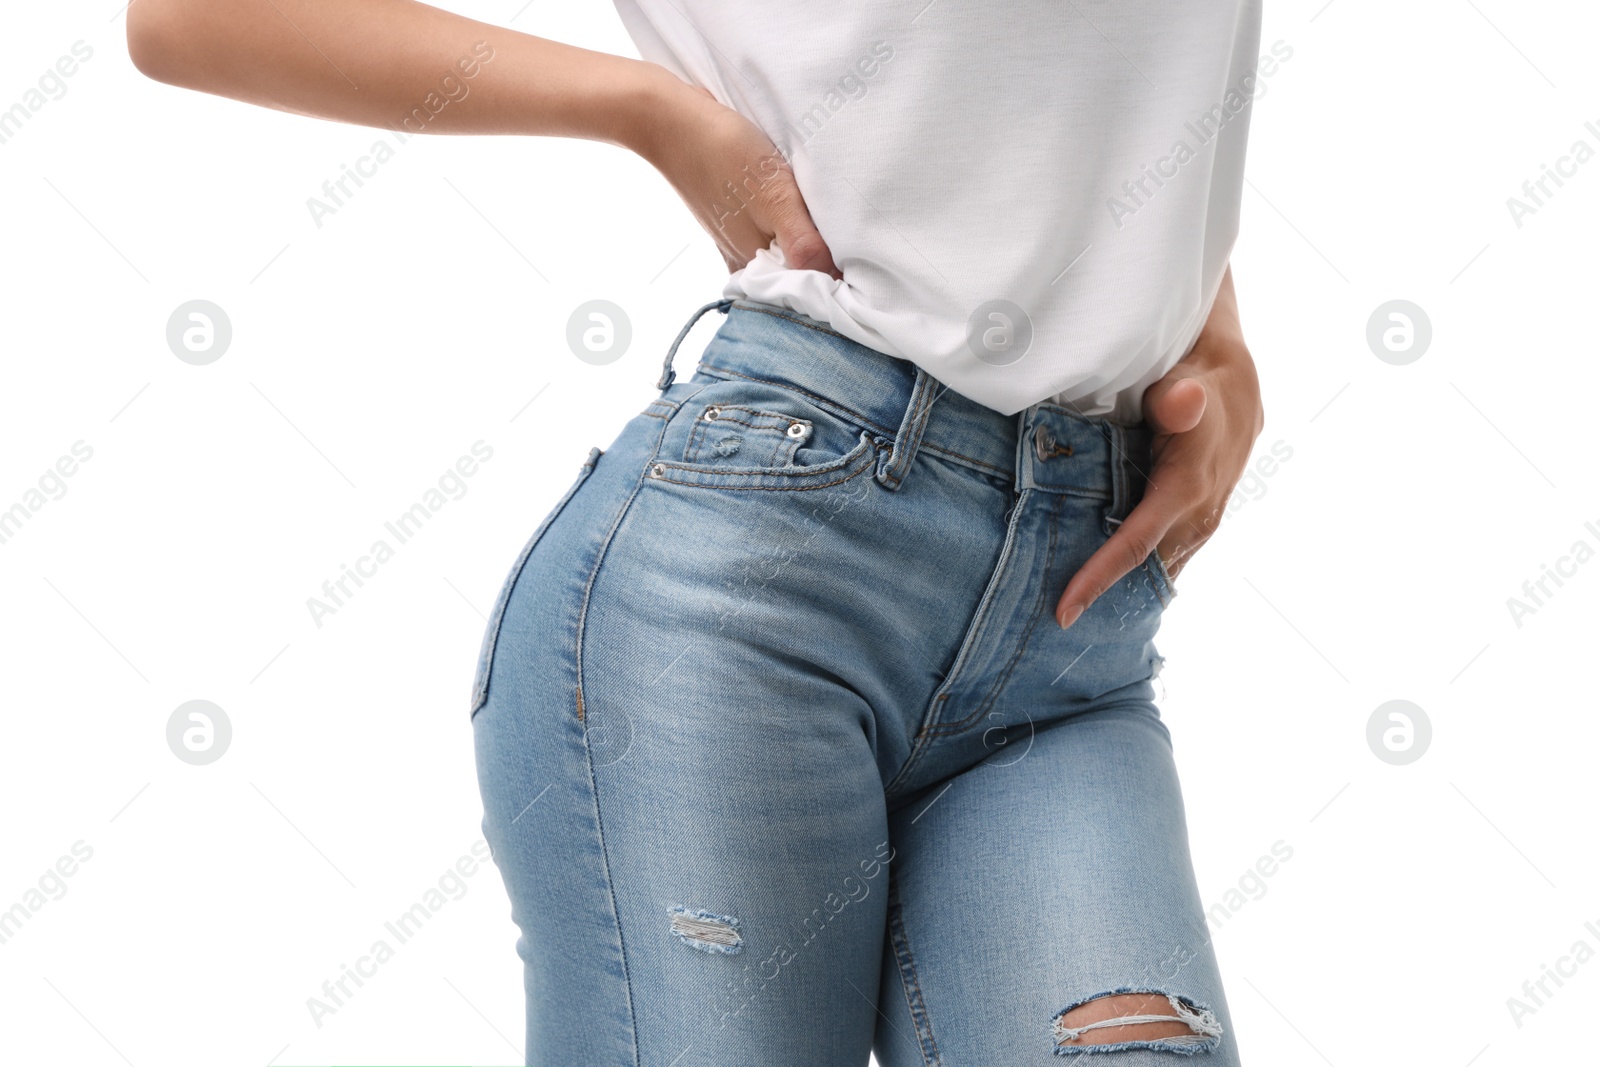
[{"x1": 126, "y1": 0, "x2": 838, "y2": 274}]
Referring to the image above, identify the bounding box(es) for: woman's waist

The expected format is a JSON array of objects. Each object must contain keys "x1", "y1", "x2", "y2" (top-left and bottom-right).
[
  {"x1": 693, "y1": 299, "x2": 1155, "y2": 492},
  {"x1": 722, "y1": 258, "x2": 1215, "y2": 423}
]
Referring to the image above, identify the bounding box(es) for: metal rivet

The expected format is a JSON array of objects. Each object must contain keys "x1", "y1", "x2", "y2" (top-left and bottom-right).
[
  {"x1": 703, "y1": 407, "x2": 721, "y2": 421},
  {"x1": 651, "y1": 463, "x2": 665, "y2": 476},
  {"x1": 786, "y1": 421, "x2": 809, "y2": 439}
]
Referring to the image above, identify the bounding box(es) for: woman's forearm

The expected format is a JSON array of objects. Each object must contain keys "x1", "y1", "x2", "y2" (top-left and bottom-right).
[
  {"x1": 1178, "y1": 264, "x2": 1263, "y2": 437},
  {"x1": 126, "y1": 0, "x2": 677, "y2": 155},
  {"x1": 1195, "y1": 264, "x2": 1246, "y2": 357}
]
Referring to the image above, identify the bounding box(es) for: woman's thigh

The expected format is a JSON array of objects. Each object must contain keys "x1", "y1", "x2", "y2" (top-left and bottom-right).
[
  {"x1": 475, "y1": 651, "x2": 892, "y2": 1066},
  {"x1": 873, "y1": 701, "x2": 1238, "y2": 1066},
  {"x1": 472, "y1": 397, "x2": 908, "y2": 1066}
]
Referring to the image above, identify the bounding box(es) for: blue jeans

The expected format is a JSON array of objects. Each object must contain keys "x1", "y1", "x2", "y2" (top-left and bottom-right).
[{"x1": 470, "y1": 299, "x2": 1237, "y2": 1066}]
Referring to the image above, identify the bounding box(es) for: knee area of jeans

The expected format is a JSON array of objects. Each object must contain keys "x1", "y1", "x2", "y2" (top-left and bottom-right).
[
  {"x1": 668, "y1": 906, "x2": 744, "y2": 955},
  {"x1": 1051, "y1": 989, "x2": 1223, "y2": 1056}
]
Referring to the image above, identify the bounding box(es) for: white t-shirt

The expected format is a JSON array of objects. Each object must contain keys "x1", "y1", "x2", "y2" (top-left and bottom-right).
[{"x1": 613, "y1": 1, "x2": 1268, "y2": 420}]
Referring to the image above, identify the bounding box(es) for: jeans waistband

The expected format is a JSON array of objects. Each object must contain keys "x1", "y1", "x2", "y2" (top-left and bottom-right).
[{"x1": 657, "y1": 298, "x2": 1155, "y2": 510}]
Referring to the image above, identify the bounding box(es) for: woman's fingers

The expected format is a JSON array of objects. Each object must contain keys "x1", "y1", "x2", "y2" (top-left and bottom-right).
[
  {"x1": 1054, "y1": 484, "x2": 1178, "y2": 628},
  {"x1": 772, "y1": 218, "x2": 841, "y2": 278},
  {"x1": 1142, "y1": 373, "x2": 1207, "y2": 436},
  {"x1": 752, "y1": 167, "x2": 840, "y2": 277}
]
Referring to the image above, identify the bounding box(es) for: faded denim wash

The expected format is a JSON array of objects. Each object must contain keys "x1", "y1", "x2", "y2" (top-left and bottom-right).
[{"x1": 471, "y1": 298, "x2": 1237, "y2": 1066}]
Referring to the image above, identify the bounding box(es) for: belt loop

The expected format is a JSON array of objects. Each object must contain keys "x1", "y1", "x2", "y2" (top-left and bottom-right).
[
  {"x1": 1013, "y1": 406, "x2": 1035, "y2": 493},
  {"x1": 1105, "y1": 421, "x2": 1131, "y2": 527},
  {"x1": 874, "y1": 365, "x2": 939, "y2": 492},
  {"x1": 656, "y1": 298, "x2": 735, "y2": 391},
  {"x1": 1123, "y1": 420, "x2": 1155, "y2": 516}
]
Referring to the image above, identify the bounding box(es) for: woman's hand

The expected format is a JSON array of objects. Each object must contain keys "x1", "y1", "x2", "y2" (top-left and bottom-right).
[
  {"x1": 1054, "y1": 265, "x2": 1263, "y2": 628},
  {"x1": 634, "y1": 76, "x2": 841, "y2": 278}
]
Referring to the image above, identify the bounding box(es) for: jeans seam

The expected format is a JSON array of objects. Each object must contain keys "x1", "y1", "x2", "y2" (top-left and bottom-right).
[
  {"x1": 579, "y1": 714, "x2": 641, "y2": 1067},
  {"x1": 896, "y1": 483, "x2": 1030, "y2": 758},
  {"x1": 882, "y1": 487, "x2": 1034, "y2": 797},
  {"x1": 575, "y1": 389, "x2": 700, "y2": 722},
  {"x1": 697, "y1": 361, "x2": 895, "y2": 439},
  {"x1": 569, "y1": 402, "x2": 690, "y2": 1067},
  {"x1": 927, "y1": 492, "x2": 1061, "y2": 736},
  {"x1": 470, "y1": 448, "x2": 601, "y2": 719},
  {"x1": 695, "y1": 358, "x2": 1025, "y2": 480},
  {"x1": 919, "y1": 441, "x2": 1010, "y2": 478},
  {"x1": 651, "y1": 463, "x2": 875, "y2": 493},
  {"x1": 1144, "y1": 556, "x2": 1174, "y2": 608},
  {"x1": 729, "y1": 299, "x2": 852, "y2": 342},
  {"x1": 648, "y1": 435, "x2": 878, "y2": 492},
  {"x1": 886, "y1": 866, "x2": 943, "y2": 1066}
]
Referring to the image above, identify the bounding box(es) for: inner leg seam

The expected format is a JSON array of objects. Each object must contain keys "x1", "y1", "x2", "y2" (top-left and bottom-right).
[{"x1": 886, "y1": 869, "x2": 943, "y2": 1066}]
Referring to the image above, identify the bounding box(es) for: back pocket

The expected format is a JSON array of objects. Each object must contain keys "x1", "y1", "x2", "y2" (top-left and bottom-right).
[{"x1": 469, "y1": 445, "x2": 602, "y2": 719}]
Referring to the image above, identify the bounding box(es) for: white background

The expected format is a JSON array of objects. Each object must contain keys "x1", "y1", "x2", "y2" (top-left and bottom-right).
[{"x1": 2, "y1": 1, "x2": 1597, "y2": 1065}]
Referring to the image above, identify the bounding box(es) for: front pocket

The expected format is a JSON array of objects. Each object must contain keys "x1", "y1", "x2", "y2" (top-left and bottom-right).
[
  {"x1": 469, "y1": 445, "x2": 602, "y2": 719},
  {"x1": 647, "y1": 374, "x2": 881, "y2": 491},
  {"x1": 1144, "y1": 548, "x2": 1177, "y2": 606}
]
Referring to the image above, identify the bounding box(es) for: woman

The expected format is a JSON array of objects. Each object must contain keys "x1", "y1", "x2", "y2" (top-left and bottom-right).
[{"x1": 130, "y1": 1, "x2": 1267, "y2": 1062}]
